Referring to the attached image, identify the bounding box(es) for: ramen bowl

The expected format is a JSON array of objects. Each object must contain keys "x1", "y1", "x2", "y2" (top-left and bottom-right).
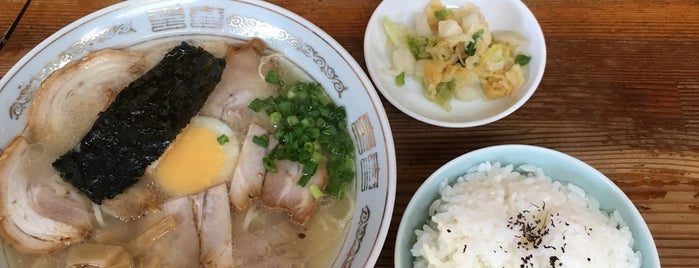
[
  {"x1": 0, "y1": 0, "x2": 395, "y2": 267},
  {"x1": 364, "y1": 0, "x2": 546, "y2": 127},
  {"x1": 396, "y1": 145, "x2": 659, "y2": 267}
]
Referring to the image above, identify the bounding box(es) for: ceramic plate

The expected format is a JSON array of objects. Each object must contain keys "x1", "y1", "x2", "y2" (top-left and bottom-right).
[
  {"x1": 0, "y1": 0, "x2": 396, "y2": 267},
  {"x1": 364, "y1": 0, "x2": 546, "y2": 127}
]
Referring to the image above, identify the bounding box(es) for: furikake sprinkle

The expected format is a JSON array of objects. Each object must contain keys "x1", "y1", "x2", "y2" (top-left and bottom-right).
[{"x1": 503, "y1": 201, "x2": 593, "y2": 267}]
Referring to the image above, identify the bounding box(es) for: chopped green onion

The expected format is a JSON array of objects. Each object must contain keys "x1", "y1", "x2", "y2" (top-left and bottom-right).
[
  {"x1": 265, "y1": 70, "x2": 281, "y2": 84},
  {"x1": 252, "y1": 134, "x2": 268, "y2": 147},
  {"x1": 515, "y1": 54, "x2": 532, "y2": 66},
  {"x1": 434, "y1": 9, "x2": 452, "y2": 20},
  {"x1": 249, "y1": 79, "x2": 356, "y2": 199},
  {"x1": 308, "y1": 128, "x2": 320, "y2": 139},
  {"x1": 311, "y1": 151, "x2": 322, "y2": 163},
  {"x1": 309, "y1": 184, "x2": 323, "y2": 200},
  {"x1": 277, "y1": 101, "x2": 293, "y2": 116},
  {"x1": 287, "y1": 88, "x2": 297, "y2": 99},
  {"x1": 301, "y1": 118, "x2": 311, "y2": 127},
  {"x1": 396, "y1": 71, "x2": 406, "y2": 87},
  {"x1": 304, "y1": 142, "x2": 314, "y2": 152},
  {"x1": 343, "y1": 155, "x2": 354, "y2": 169},
  {"x1": 248, "y1": 98, "x2": 265, "y2": 112},
  {"x1": 287, "y1": 115, "x2": 300, "y2": 125},
  {"x1": 298, "y1": 175, "x2": 311, "y2": 187},
  {"x1": 262, "y1": 157, "x2": 277, "y2": 173},
  {"x1": 270, "y1": 112, "x2": 282, "y2": 125},
  {"x1": 217, "y1": 134, "x2": 229, "y2": 145},
  {"x1": 297, "y1": 162, "x2": 318, "y2": 187}
]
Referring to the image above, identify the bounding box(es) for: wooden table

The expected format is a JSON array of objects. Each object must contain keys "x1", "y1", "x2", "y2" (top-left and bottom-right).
[{"x1": 1, "y1": 0, "x2": 698, "y2": 267}]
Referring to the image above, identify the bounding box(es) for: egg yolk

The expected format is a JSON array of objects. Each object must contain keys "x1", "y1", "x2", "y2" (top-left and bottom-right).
[{"x1": 154, "y1": 125, "x2": 225, "y2": 196}]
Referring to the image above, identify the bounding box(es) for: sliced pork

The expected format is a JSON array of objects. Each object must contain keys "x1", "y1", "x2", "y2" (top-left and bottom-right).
[
  {"x1": 28, "y1": 49, "x2": 146, "y2": 155},
  {"x1": 0, "y1": 137, "x2": 93, "y2": 253},
  {"x1": 200, "y1": 38, "x2": 277, "y2": 132},
  {"x1": 101, "y1": 179, "x2": 160, "y2": 221},
  {"x1": 232, "y1": 220, "x2": 304, "y2": 267},
  {"x1": 131, "y1": 197, "x2": 202, "y2": 268},
  {"x1": 229, "y1": 123, "x2": 274, "y2": 210},
  {"x1": 261, "y1": 160, "x2": 328, "y2": 224},
  {"x1": 191, "y1": 183, "x2": 233, "y2": 268}
]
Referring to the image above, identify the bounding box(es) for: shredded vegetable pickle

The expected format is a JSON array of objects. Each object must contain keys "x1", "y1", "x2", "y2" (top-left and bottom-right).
[
  {"x1": 407, "y1": 35, "x2": 436, "y2": 60},
  {"x1": 396, "y1": 71, "x2": 406, "y2": 87},
  {"x1": 382, "y1": 0, "x2": 532, "y2": 111},
  {"x1": 249, "y1": 70, "x2": 355, "y2": 199}
]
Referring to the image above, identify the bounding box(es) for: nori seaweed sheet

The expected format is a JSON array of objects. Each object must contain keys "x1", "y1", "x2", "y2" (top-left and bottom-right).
[{"x1": 52, "y1": 42, "x2": 226, "y2": 203}]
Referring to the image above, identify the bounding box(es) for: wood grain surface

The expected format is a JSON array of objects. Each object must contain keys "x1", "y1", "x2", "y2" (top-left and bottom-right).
[{"x1": 1, "y1": 0, "x2": 698, "y2": 267}]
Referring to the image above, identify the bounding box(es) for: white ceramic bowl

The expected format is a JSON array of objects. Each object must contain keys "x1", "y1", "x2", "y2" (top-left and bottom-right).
[
  {"x1": 364, "y1": 0, "x2": 546, "y2": 127},
  {"x1": 0, "y1": 0, "x2": 396, "y2": 267},
  {"x1": 395, "y1": 145, "x2": 660, "y2": 267}
]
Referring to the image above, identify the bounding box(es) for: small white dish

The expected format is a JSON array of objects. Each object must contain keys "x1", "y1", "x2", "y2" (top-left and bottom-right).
[{"x1": 364, "y1": 0, "x2": 546, "y2": 127}]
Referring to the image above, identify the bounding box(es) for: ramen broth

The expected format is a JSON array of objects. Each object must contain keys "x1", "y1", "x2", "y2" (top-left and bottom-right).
[{"x1": 1, "y1": 39, "x2": 355, "y2": 267}]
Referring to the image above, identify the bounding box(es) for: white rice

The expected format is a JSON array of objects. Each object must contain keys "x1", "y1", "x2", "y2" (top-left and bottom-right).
[{"x1": 412, "y1": 162, "x2": 642, "y2": 267}]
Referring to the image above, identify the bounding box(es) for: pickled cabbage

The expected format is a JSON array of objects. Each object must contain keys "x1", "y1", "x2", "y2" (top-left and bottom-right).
[{"x1": 382, "y1": 0, "x2": 532, "y2": 111}]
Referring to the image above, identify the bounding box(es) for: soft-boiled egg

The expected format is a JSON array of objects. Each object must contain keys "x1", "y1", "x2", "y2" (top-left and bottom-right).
[{"x1": 150, "y1": 116, "x2": 240, "y2": 197}]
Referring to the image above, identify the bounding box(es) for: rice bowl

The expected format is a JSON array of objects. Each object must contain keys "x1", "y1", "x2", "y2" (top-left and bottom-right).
[
  {"x1": 412, "y1": 161, "x2": 640, "y2": 267},
  {"x1": 395, "y1": 145, "x2": 660, "y2": 267}
]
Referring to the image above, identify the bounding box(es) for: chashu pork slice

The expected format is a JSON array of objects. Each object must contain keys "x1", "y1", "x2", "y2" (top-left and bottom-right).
[
  {"x1": 200, "y1": 38, "x2": 277, "y2": 132},
  {"x1": 28, "y1": 49, "x2": 146, "y2": 155},
  {"x1": 0, "y1": 137, "x2": 94, "y2": 253},
  {"x1": 131, "y1": 196, "x2": 202, "y2": 268},
  {"x1": 229, "y1": 123, "x2": 274, "y2": 210},
  {"x1": 100, "y1": 178, "x2": 160, "y2": 221},
  {"x1": 261, "y1": 160, "x2": 328, "y2": 225},
  {"x1": 231, "y1": 219, "x2": 304, "y2": 267},
  {"x1": 191, "y1": 184, "x2": 233, "y2": 268}
]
